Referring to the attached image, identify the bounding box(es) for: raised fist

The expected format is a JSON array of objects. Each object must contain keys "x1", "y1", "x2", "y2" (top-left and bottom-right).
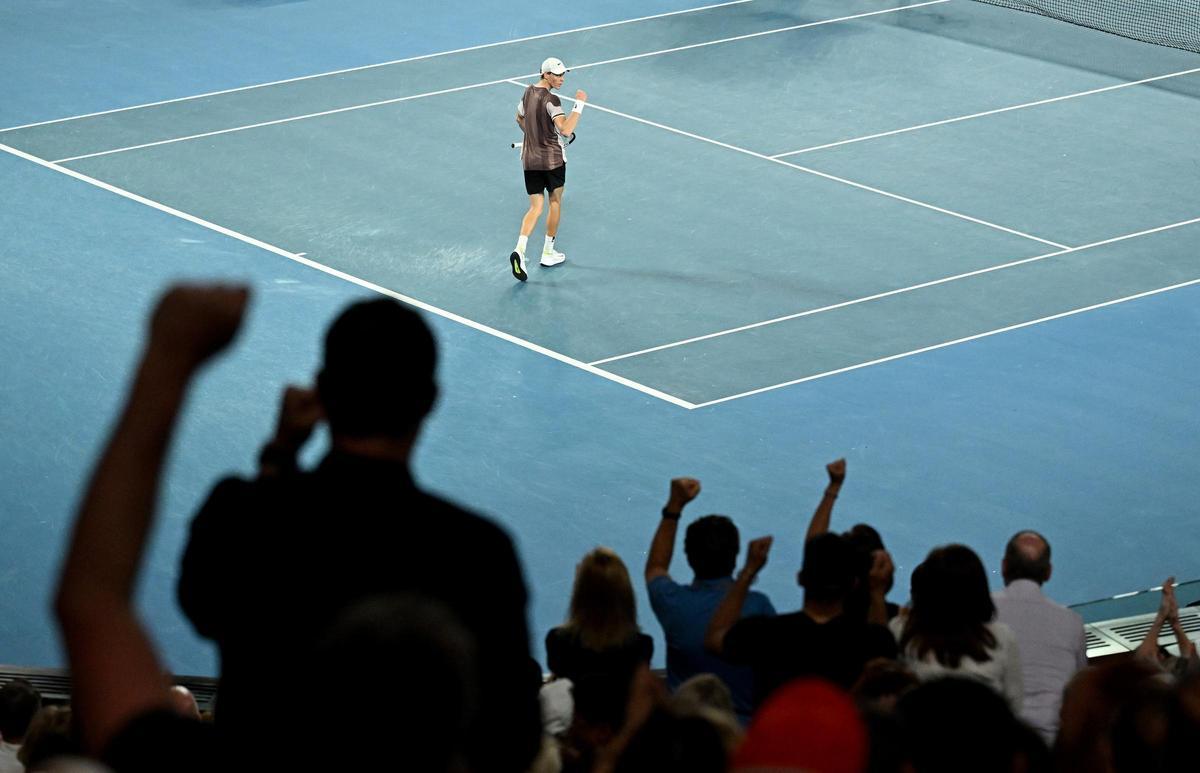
[
  {"x1": 575, "y1": 89, "x2": 588, "y2": 103},
  {"x1": 148, "y1": 284, "x2": 249, "y2": 370},
  {"x1": 668, "y1": 477, "x2": 701, "y2": 510},
  {"x1": 745, "y1": 536, "x2": 773, "y2": 576},
  {"x1": 826, "y1": 458, "x2": 846, "y2": 486}
]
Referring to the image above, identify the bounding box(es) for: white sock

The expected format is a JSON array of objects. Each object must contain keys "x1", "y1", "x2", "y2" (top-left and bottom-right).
[
  {"x1": 515, "y1": 235, "x2": 528, "y2": 255},
  {"x1": 543, "y1": 235, "x2": 556, "y2": 252}
]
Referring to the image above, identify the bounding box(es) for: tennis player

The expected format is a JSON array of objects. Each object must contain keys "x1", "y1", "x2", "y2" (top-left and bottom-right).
[{"x1": 509, "y1": 57, "x2": 587, "y2": 282}]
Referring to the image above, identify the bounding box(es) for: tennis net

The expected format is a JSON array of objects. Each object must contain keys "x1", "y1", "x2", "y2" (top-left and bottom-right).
[{"x1": 972, "y1": 1, "x2": 1200, "y2": 54}]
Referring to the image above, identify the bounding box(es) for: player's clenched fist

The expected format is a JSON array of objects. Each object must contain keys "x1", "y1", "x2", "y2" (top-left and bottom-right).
[{"x1": 575, "y1": 89, "x2": 588, "y2": 103}]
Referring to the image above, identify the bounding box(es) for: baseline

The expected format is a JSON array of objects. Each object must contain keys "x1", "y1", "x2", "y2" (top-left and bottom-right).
[{"x1": 0, "y1": 141, "x2": 696, "y2": 410}]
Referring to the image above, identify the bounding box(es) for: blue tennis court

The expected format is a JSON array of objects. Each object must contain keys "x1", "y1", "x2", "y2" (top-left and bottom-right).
[{"x1": 2, "y1": 0, "x2": 1198, "y2": 676}]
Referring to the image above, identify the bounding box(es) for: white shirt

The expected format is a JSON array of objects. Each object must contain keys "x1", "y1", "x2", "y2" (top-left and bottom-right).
[
  {"x1": 994, "y1": 579, "x2": 1088, "y2": 743},
  {"x1": 890, "y1": 617, "x2": 1024, "y2": 712},
  {"x1": 0, "y1": 740, "x2": 24, "y2": 773}
]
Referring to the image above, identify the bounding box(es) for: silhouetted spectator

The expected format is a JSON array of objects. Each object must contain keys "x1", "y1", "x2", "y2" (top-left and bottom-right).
[
  {"x1": 673, "y1": 673, "x2": 736, "y2": 718},
  {"x1": 892, "y1": 545, "x2": 1023, "y2": 711},
  {"x1": 706, "y1": 532, "x2": 896, "y2": 708},
  {"x1": 0, "y1": 679, "x2": 42, "y2": 773},
  {"x1": 165, "y1": 688, "x2": 199, "y2": 722},
  {"x1": 895, "y1": 678, "x2": 1048, "y2": 773},
  {"x1": 805, "y1": 459, "x2": 898, "y2": 624},
  {"x1": 1056, "y1": 659, "x2": 1186, "y2": 773},
  {"x1": 17, "y1": 707, "x2": 81, "y2": 772},
  {"x1": 311, "y1": 594, "x2": 480, "y2": 771},
  {"x1": 644, "y1": 477, "x2": 774, "y2": 723},
  {"x1": 177, "y1": 296, "x2": 540, "y2": 770},
  {"x1": 993, "y1": 530, "x2": 1087, "y2": 742},
  {"x1": 546, "y1": 548, "x2": 653, "y2": 707}
]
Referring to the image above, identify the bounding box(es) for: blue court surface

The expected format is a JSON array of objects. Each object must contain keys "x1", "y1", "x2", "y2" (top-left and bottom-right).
[{"x1": 2, "y1": 0, "x2": 1198, "y2": 675}]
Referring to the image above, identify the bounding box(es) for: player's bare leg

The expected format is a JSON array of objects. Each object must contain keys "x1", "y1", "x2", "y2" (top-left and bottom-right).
[
  {"x1": 511, "y1": 193, "x2": 544, "y2": 281},
  {"x1": 540, "y1": 186, "x2": 566, "y2": 267}
]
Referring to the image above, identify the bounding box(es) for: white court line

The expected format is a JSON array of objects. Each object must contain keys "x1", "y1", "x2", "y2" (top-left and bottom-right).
[
  {"x1": 590, "y1": 216, "x2": 1200, "y2": 365},
  {"x1": 528, "y1": 86, "x2": 1068, "y2": 249},
  {"x1": 772, "y1": 66, "x2": 1200, "y2": 158},
  {"x1": 0, "y1": 141, "x2": 696, "y2": 410},
  {"x1": 693, "y1": 276, "x2": 1200, "y2": 409},
  {"x1": 52, "y1": 78, "x2": 524, "y2": 163},
  {"x1": 46, "y1": 1, "x2": 948, "y2": 163},
  {"x1": 549, "y1": 0, "x2": 951, "y2": 73},
  {"x1": 0, "y1": 0, "x2": 753, "y2": 133}
]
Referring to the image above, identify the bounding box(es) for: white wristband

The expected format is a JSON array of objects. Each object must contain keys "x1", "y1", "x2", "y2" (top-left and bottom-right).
[{"x1": 571, "y1": 101, "x2": 585, "y2": 114}]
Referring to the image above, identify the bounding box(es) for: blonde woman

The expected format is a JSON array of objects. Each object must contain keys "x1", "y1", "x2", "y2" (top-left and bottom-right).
[{"x1": 546, "y1": 547, "x2": 654, "y2": 686}]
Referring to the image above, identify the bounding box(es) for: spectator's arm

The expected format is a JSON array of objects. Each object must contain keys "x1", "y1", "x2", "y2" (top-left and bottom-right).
[
  {"x1": 54, "y1": 285, "x2": 248, "y2": 753},
  {"x1": 806, "y1": 459, "x2": 845, "y2": 543},
  {"x1": 256, "y1": 385, "x2": 321, "y2": 479},
  {"x1": 1134, "y1": 577, "x2": 1175, "y2": 666},
  {"x1": 704, "y1": 537, "x2": 771, "y2": 655},
  {"x1": 866, "y1": 550, "x2": 894, "y2": 625},
  {"x1": 644, "y1": 477, "x2": 700, "y2": 583},
  {"x1": 1164, "y1": 580, "x2": 1197, "y2": 661}
]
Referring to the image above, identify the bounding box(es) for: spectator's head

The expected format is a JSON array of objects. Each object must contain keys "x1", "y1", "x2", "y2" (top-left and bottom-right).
[
  {"x1": 896, "y1": 677, "x2": 1045, "y2": 773},
  {"x1": 567, "y1": 547, "x2": 639, "y2": 650},
  {"x1": 312, "y1": 594, "x2": 478, "y2": 772},
  {"x1": 734, "y1": 679, "x2": 867, "y2": 773},
  {"x1": 851, "y1": 658, "x2": 919, "y2": 714},
  {"x1": 0, "y1": 678, "x2": 42, "y2": 744},
  {"x1": 614, "y1": 706, "x2": 730, "y2": 773},
  {"x1": 673, "y1": 674, "x2": 736, "y2": 718},
  {"x1": 846, "y1": 523, "x2": 893, "y2": 594},
  {"x1": 798, "y1": 532, "x2": 858, "y2": 605},
  {"x1": 900, "y1": 544, "x2": 997, "y2": 668},
  {"x1": 317, "y1": 298, "x2": 437, "y2": 441},
  {"x1": 1002, "y1": 530, "x2": 1052, "y2": 586},
  {"x1": 17, "y1": 706, "x2": 77, "y2": 768},
  {"x1": 167, "y1": 685, "x2": 201, "y2": 721},
  {"x1": 1057, "y1": 660, "x2": 1169, "y2": 773},
  {"x1": 684, "y1": 515, "x2": 739, "y2": 580}
]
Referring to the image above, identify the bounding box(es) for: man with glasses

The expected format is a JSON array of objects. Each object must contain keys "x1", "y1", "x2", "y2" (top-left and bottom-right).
[{"x1": 509, "y1": 57, "x2": 588, "y2": 281}]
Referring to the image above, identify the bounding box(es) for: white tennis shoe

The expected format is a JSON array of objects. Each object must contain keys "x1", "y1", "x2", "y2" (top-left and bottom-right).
[{"x1": 540, "y1": 247, "x2": 566, "y2": 267}]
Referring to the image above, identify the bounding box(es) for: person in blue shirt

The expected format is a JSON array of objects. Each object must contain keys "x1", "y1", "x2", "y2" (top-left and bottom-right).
[{"x1": 644, "y1": 477, "x2": 775, "y2": 724}]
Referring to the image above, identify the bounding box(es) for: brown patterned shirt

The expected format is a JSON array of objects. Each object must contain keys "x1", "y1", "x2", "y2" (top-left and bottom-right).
[{"x1": 517, "y1": 85, "x2": 567, "y2": 171}]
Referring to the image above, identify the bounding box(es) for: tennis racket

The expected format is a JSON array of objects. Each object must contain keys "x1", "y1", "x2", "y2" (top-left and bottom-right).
[{"x1": 511, "y1": 133, "x2": 576, "y2": 149}]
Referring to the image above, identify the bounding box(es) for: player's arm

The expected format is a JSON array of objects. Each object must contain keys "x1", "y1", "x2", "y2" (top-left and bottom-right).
[{"x1": 554, "y1": 89, "x2": 588, "y2": 137}]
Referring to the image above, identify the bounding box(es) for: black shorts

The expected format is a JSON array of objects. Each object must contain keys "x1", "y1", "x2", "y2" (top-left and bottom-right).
[{"x1": 524, "y1": 165, "x2": 566, "y2": 195}]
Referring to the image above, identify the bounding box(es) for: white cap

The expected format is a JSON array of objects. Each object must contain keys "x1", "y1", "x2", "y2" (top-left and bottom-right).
[{"x1": 540, "y1": 57, "x2": 568, "y2": 76}]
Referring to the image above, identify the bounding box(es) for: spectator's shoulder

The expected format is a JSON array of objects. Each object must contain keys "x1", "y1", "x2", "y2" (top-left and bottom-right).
[
  {"x1": 990, "y1": 620, "x2": 1020, "y2": 646},
  {"x1": 746, "y1": 589, "x2": 776, "y2": 616},
  {"x1": 647, "y1": 573, "x2": 681, "y2": 597}
]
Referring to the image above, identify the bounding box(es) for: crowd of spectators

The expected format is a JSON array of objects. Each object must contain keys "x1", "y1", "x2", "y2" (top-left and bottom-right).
[{"x1": 2, "y1": 284, "x2": 1197, "y2": 772}]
